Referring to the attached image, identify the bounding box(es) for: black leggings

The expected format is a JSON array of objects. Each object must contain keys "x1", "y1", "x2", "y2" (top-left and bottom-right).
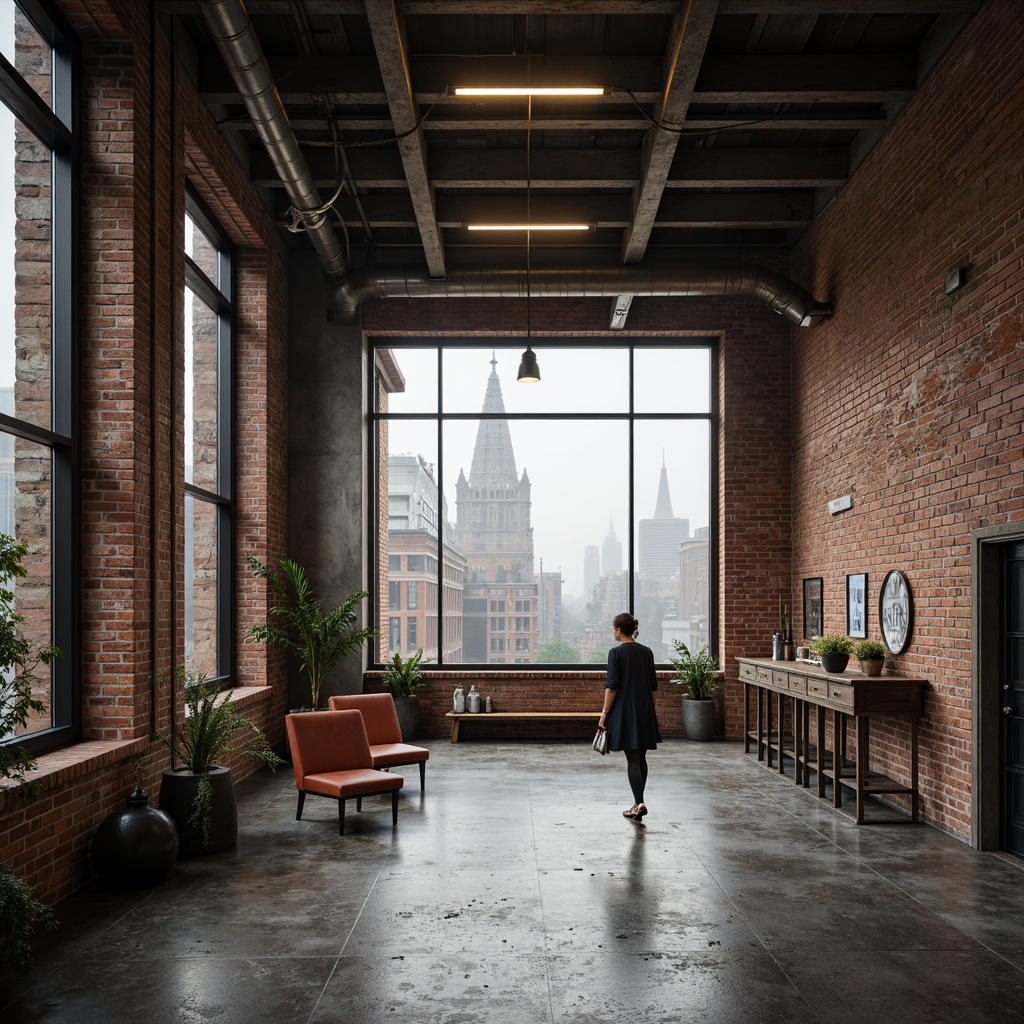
[{"x1": 624, "y1": 748, "x2": 649, "y2": 805}]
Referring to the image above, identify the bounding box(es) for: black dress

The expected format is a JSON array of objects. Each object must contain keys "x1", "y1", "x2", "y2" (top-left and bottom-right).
[{"x1": 604, "y1": 642, "x2": 662, "y2": 752}]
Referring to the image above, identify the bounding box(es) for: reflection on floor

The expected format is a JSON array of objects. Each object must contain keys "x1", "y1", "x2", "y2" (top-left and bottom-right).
[{"x1": 5, "y1": 739, "x2": 1024, "y2": 1023}]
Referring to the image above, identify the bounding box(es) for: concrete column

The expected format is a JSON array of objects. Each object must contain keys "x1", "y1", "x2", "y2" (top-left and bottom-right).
[{"x1": 287, "y1": 251, "x2": 370, "y2": 705}]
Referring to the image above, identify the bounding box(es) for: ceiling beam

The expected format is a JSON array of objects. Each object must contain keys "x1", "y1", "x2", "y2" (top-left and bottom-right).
[
  {"x1": 365, "y1": 0, "x2": 446, "y2": 277},
  {"x1": 622, "y1": 0, "x2": 718, "y2": 263},
  {"x1": 198, "y1": 53, "x2": 916, "y2": 107},
  {"x1": 163, "y1": 1, "x2": 977, "y2": 12}
]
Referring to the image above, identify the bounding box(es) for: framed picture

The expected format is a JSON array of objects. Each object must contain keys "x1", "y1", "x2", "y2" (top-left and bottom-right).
[
  {"x1": 846, "y1": 573, "x2": 867, "y2": 638},
  {"x1": 879, "y1": 569, "x2": 913, "y2": 654},
  {"x1": 803, "y1": 577, "x2": 823, "y2": 640}
]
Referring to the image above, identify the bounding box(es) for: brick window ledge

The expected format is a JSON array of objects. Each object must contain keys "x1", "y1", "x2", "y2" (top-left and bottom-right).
[{"x1": 0, "y1": 686, "x2": 273, "y2": 800}]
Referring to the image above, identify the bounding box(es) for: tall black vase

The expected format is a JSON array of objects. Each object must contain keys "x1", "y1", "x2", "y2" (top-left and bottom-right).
[
  {"x1": 158, "y1": 766, "x2": 238, "y2": 858},
  {"x1": 91, "y1": 787, "x2": 179, "y2": 887}
]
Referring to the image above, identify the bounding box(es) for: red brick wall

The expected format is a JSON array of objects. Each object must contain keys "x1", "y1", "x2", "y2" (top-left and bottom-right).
[
  {"x1": 790, "y1": 0, "x2": 1024, "y2": 840},
  {"x1": 0, "y1": 3, "x2": 290, "y2": 904}
]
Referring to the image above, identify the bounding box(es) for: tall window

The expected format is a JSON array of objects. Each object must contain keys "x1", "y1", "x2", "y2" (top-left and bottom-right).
[
  {"x1": 373, "y1": 342, "x2": 716, "y2": 667},
  {"x1": 0, "y1": 1, "x2": 75, "y2": 752},
  {"x1": 184, "y1": 193, "x2": 232, "y2": 681}
]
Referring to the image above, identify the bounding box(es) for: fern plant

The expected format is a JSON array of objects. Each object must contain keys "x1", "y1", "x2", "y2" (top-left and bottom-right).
[
  {"x1": 670, "y1": 642, "x2": 720, "y2": 700},
  {"x1": 381, "y1": 648, "x2": 425, "y2": 698},
  {"x1": 155, "y1": 671, "x2": 281, "y2": 847},
  {"x1": 247, "y1": 556, "x2": 378, "y2": 709}
]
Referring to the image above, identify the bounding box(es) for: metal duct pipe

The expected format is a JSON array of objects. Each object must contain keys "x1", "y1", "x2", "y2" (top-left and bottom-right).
[
  {"x1": 197, "y1": 0, "x2": 347, "y2": 278},
  {"x1": 330, "y1": 263, "x2": 833, "y2": 327}
]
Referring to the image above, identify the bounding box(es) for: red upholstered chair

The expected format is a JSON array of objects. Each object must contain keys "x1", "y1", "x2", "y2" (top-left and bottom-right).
[
  {"x1": 328, "y1": 693, "x2": 429, "y2": 792},
  {"x1": 285, "y1": 710, "x2": 403, "y2": 835}
]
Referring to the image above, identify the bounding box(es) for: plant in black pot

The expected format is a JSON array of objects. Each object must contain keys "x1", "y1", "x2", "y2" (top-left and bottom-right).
[
  {"x1": 247, "y1": 556, "x2": 378, "y2": 711},
  {"x1": 156, "y1": 671, "x2": 282, "y2": 858},
  {"x1": 813, "y1": 633, "x2": 854, "y2": 674},
  {"x1": 381, "y1": 648, "x2": 425, "y2": 741},
  {"x1": 0, "y1": 534, "x2": 60, "y2": 975},
  {"x1": 670, "y1": 641, "x2": 719, "y2": 741}
]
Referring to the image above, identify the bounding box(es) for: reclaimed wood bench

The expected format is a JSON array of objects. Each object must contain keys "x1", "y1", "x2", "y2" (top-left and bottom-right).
[{"x1": 444, "y1": 710, "x2": 601, "y2": 743}]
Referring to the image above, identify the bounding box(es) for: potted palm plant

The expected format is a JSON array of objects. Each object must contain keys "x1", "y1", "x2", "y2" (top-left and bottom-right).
[
  {"x1": 0, "y1": 534, "x2": 60, "y2": 975},
  {"x1": 156, "y1": 671, "x2": 282, "y2": 857},
  {"x1": 670, "y1": 641, "x2": 719, "y2": 741},
  {"x1": 381, "y1": 648, "x2": 425, "y2": 740},
  {"x1": 813, "y1": 633, "x2": 854, "y2": 673},
  {"x1": 247, "y1": 556, "x2": 378, "y2": 710},
  {"x1": 854, "y1": 639, "x2": 886, "y2": 677}
]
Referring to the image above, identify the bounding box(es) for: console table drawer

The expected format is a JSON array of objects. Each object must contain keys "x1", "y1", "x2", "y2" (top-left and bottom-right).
[
  {"x1": 755, "y1": 665, "x2": 771, "y2": 684},
  {"x1": 787, "y1": 675, "x2": 807, "y2": 695},
  {"x1": 806, "y1": 678, "x2": 830, "y2": 700},
  {"x1": 827, "y1": 684, "x2": 854, "y2": 708},
  {"x1": 739, "y1": 661, "x2": 757, "y2": 682},
  {"x1": 772, "y1": 669, "x2": 789, "y2": 687}
]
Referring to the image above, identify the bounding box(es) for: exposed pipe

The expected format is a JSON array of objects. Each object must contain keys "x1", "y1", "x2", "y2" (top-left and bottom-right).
[
  {"x1": 330, "y1": 263, "x2": 833, "y2": 327},
  {"x1": 197, "y1": 0, "x2": 347, "y2": 277}
]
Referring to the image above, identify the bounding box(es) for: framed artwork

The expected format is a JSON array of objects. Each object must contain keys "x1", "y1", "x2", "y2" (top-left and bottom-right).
[
  {"x1": 846, "y1": 573, "x2": 867, "y2": 638},
  {"x1": 879, "y1": 569, "x2": 913, "y2": 654},
  {"x1": 803, "y1": 577, "x2": 823, "y2": 640}
]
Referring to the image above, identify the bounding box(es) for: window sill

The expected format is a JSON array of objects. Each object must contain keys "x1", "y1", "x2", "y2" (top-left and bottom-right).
[{"x1": 1, "y1": 686, "x2": 273, "y2": 802}]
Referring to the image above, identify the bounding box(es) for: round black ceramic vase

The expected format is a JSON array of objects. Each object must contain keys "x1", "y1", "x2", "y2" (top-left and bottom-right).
[
  {"x1": 158, "y1": 766, "x2": 238, "y2": 858},
  {"x1": 820, "y1": 654, "x2": 850, "y2": 673},
  {"x1": 91, "y1": 786, "x2": 179, "y2": 887}
]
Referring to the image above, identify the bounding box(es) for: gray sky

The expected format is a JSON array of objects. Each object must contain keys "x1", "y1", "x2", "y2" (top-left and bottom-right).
[{"x1": 385, "y1": 345, "x2": 711, "y2": 596}]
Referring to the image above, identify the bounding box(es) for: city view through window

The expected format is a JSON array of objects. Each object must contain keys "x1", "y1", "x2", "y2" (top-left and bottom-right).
[{"x1": 375, "y1": 344, "x2": 714, "y2": 667}]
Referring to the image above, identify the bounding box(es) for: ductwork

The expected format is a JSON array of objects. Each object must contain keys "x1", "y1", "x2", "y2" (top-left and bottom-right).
[
  {"x1": 197, "y1": 0, "x2": 347, "y2": 278},
  {"x1": 331, "y1": 263, "x2": 833, "y2": 327}
]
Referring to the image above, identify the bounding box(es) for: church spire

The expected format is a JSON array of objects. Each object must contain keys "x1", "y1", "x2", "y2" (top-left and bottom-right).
[{"x1": 468, "y1": 353, "x2": 520, "y2": 488}]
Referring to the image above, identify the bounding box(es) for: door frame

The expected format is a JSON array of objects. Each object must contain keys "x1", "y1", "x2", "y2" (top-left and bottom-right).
[{"x1": 971, "y1": 522, "x2": 1024, "y2": 850}]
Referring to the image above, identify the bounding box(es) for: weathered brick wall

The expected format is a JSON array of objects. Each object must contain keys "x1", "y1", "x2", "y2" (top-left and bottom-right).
[
  {"x1": 0, "y1": 2, "x2": 289, "y2": 904},
  {"x1": 790, "y1": 0, "x2": 1024, "y2": 840}
]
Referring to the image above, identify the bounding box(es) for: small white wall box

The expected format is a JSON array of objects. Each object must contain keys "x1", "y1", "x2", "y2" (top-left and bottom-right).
[
  {"x1": 828, "y1": 494, "x2": 853, "y2": 515},
  {"x1": 945, "y1": 267, "x2": 967, "y2": 295}
]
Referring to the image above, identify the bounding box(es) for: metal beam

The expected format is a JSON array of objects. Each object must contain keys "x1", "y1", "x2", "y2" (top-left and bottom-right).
[
  {"x1": 365, "y1": 0, "x2": 446, "y2": 277},
  {"x1": 622, "y1": 0, "x2": 718, "y2": 263},
  {"x1": 164, "y1": 1, "x2": 977, "y2": 12}
]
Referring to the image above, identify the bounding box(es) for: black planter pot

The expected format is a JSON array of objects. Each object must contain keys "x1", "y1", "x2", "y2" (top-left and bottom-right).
[
  {"x1": 681, "y1": 697, "x2": 716, "y2": 741},
  {"x1": 91, "y1": 787, "x2": 179, "y2": 887},
  {"x1": 158, "y1": 766, "x2": 237, "y2": 858},
  {"x1": 393, "y1": 695, "x2": 420, "y2": 741},
  {"x1": 820, "y1": 653, "x2": 850, "y2": 673}
]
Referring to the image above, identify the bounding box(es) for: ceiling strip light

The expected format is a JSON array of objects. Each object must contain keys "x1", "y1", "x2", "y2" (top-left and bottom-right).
[
  {"x1": 467, "y1": 223, "x2": 591, "y2": 231},
  {"x1": 452, "y1": 86, "x2": 606, "y2": 97}
]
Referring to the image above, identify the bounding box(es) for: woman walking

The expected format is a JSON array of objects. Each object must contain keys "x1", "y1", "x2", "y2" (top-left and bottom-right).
[{"x1": 598, "y1": 611, "x2": 662, "y2": 821}]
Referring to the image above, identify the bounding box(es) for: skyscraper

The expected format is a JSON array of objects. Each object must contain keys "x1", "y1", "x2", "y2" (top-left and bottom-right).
[
  {"x1": 638, "y1": 456, "x2": 690, "y2": 579},
  {"x1": 602, "y1": 519, "x2": 622, "y2": 574},
  {"x1": 454, "y1": 354, "x2": 537, "y2": 663},
  {"x1": 583, "y1": 545, "x2": 600, "y2": 601}
]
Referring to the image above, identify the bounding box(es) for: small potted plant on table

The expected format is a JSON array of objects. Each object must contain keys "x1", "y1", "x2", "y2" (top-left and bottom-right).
[
  {"x1": 670, "y1": 641, "x2": 719, "y2": 741},
  {"x1": 854, "y1": 639, "x2": 886, "y2": 676},
  {"x1": 813, "y1": 633, "x2": 854, "y2": 673}
]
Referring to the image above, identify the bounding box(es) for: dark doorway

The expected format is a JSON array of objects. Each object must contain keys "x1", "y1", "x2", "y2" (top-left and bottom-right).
[{"x1": 1002, "y1": 541, "x2": 1024, "y2": 859}]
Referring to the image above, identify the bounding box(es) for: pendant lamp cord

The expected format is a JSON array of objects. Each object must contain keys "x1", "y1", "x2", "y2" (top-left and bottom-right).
[{"x1": 526, "y1": 91, "x2": 532, "y2": 344}]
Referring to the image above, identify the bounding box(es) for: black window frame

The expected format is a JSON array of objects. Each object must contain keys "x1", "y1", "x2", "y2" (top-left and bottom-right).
[
  {"x1": 0, "y1": 0, "x2": 79, "y2": 757},
  {"x1": 370, "y1": 337, "x2": 720, "y2": 669},
  {"x1": 183, "y1": 187, "x2": 234, "y2": 685}
]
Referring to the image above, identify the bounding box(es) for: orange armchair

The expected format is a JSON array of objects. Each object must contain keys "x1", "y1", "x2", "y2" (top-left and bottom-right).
[
  {"x1": 328, "y1": 693, "x2": 429, "y2": 792},
  {"x1": 285, "y1": 710, "x2": 403, "y2": 835}
]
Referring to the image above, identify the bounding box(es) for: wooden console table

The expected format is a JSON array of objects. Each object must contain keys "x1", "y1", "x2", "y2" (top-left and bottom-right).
[{"x1": 737, "y1": 657, "x2": 927, "y2": 824}]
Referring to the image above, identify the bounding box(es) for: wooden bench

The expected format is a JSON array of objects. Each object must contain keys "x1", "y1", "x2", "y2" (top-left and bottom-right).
[{"x1": 445, "y1": 711, "x2": 601, "y2": 743}]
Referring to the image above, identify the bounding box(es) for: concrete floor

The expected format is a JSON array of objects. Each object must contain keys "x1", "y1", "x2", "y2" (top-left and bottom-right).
[{"x1": 5, "y1": 739, "x2": 1024, "y2": 1023}]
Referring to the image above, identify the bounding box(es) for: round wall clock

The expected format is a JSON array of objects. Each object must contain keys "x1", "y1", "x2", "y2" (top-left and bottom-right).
[{"x1": 879, "y1": 569, "x2": 912, "y2": 654}]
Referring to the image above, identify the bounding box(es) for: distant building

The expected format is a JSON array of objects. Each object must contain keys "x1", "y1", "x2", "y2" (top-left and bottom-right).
[
  {"x1": 638, "y1": 457, "x2": 689, "y2": 579},
  {"x1": 454, "y1": 355, "x2": 537, "y2": 664},
  {"x1": 387, "y1": 453, "x2": 466, "y2": 663},
  {"x1": 583, "y1": 544, "x2": 600, "y2": 600},
  {"x1": 535, "y1": 560, "x2": 562, "y2": 646},
  {"x1": 602, "y1": 520, "x2": 622, "y2": 574}
]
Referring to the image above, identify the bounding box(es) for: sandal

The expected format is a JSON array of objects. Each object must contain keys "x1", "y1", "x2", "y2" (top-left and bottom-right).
[
  {"x1": 622, "y1": 805, "x2": 640, "y2": 819},
  {"x1": 634, "y1": 804, "x2": 648, "y2": 820}
]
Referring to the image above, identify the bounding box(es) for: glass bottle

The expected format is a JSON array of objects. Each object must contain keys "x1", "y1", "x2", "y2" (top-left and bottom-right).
[
  {"x1": 453, "y1": 684, "x2": 465, "y2": 713},
  {"x1": 466, "y1": 684, "x2": 481, "y2": 714}
]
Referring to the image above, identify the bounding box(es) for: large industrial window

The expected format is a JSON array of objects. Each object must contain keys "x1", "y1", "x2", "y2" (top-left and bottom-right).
[
  {"x1": 0, "y1": 1, "x2": 75, "y2": 754},
  {"x1": 184, "y1": 192, "x2": 232, "y2": 682},
  {"x1": 373, "y1": 341, "x2": 717, "y2": 667}
]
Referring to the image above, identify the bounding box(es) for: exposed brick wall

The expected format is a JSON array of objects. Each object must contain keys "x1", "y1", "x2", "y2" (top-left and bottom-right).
[
  {"x1": 789, "y1": 0, "x2": 1024, "y2": 841},
  {"x1": 0, "y1": 3, "x2": 289, "y2": 905}
]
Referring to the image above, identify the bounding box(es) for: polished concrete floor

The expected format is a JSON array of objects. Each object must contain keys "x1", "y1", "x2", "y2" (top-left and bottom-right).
[{"x1": 5, "y1": 738, "x2": 1024, "y2": 1023}]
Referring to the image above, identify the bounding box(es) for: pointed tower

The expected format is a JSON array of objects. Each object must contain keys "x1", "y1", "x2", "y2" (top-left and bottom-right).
[
  {"x1": 602, "y1": 518, "x2": 622, "y2": 573},
  {"x1": 653, "y1": 453, "x2": 675, "y2": 519},
  {"x1": 638, "y1": 457, "x2": 689, "y2": 579},
  {"x1": 454, "y1": 354, "x2": 537, "y2": 663}
]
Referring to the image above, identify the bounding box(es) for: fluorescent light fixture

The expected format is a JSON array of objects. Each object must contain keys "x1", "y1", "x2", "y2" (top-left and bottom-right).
[
  {"x1": 452, "y1": 86, "x2": 606, "y2": 97},
  {"x1": 467, "y1": 223, "x2": 591, "y2": 232}
]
